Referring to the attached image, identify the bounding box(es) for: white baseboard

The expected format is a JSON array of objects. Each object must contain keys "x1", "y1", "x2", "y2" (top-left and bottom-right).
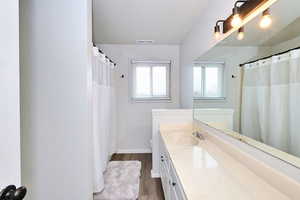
[
  {"x1": 151, "y1": 170, "x2": 160, "y2": 178},
  {"x1": 116, "y1": 148, "x2": 152, "y2": 154}
]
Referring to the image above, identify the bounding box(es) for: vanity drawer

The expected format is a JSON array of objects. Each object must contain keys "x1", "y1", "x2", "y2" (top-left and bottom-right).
[
  {"x1": 169, "y1": 161, "x2": 187, "y2": 200},
  {"x1": 161, "y1": 162, "x2": 171, "y2": 200},
  {"x1": 160, "y1": 154, "x2": 169, "y2": 174},
  {"x1": 159, "y1": 133, "x2": 187, "y2": 200},
  {"x1": 159, "y1": 134, "x2": 170, "y2": 172},
  {"x1": 170, "y1": 186, "x2": 179, "y2": 200},
  {"x1": 160, "y1": 150, "x2": 169, "y2": 172}
]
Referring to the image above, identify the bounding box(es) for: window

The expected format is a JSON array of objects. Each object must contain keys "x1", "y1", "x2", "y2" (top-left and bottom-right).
[
  {"x1": 193, "y1": 62, "x2": 225, "y2": 99},
  {"x1": 132, "y1": 60, "x2": 171, "y2": 101}
]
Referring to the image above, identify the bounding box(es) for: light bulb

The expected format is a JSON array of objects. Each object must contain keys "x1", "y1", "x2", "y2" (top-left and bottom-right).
[
  {"x1": 231, "y1": 14, "x2": 242, "y2": 28},
  {"x1": 259, "y1": 10, "x2": 272, "y2": 29},
  {"x1": 214, "y1": 25, "x2": 221, "y2": 40},
  {"x1": 214, "y1": 32, "x2": 221, "y2": 40},
  {"x1": 237, "y1": 27, "x2": 245, "y2": 40},
  {"x1": 237, "y1": 32, "x2": 244, "y2": 40}
]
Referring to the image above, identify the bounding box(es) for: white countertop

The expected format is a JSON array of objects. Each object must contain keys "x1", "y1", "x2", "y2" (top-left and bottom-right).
[{"x1": 160, "y1": 126, "x2": 291, "y2": 200}]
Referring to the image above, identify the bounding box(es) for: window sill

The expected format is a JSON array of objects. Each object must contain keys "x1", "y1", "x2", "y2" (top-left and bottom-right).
[
  {"x1": 131, "y1": 97, "x2": 172, "y2": 103},
  {"x1": 193, "y1": 97, "x2": 226, "y2": 101}
]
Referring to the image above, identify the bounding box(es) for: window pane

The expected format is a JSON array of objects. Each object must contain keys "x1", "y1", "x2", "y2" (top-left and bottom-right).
[
  {"x1": 152, "y1": 66, "x2": 167, "y2": 96},
  {"x1": 135, "y1": 66, "x2": 151, "y2": 97},
  {"x1": 193, "y1": 67, "x2": 202, "y2": 97},
  {"x1": 204, "y1": 67, "x2": 222, "y2": 97}
]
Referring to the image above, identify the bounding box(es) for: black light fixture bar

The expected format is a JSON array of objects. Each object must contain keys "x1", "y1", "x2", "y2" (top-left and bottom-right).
[
  {"x1": 262, "y1": 8, "x2": 270, "y2": 16},
  {"x1": 223, "y1": 0, "x2": 268, "y2": 33},
  {"x1": 233, "y1": 0, "x2": 248, "y2": 16}
]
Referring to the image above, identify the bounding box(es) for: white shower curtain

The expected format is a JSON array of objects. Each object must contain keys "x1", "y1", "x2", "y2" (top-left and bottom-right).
[
  {"x1": 92, "y1": 47, "x2": 116, "y2": 193},
  {"x1": 241, "y1": 49, "x2": 300, "y2": 157}
]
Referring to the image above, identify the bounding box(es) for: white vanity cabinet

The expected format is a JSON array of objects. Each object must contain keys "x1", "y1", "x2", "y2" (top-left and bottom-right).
[{"x1": 159, "y1": 134, "x2": 187, "y2": 200}]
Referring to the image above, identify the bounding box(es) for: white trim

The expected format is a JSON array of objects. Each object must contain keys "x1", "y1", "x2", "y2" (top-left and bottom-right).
[
  {"x1": 131, "y1": 97, "x2": 172, "y2": 103},
  {"x1": 151, "y1": 170, "x2": 160, "y2": 178},
  {"x1": 194, "y1": 61, "x2": 225, "y2": 65},
  {"x1": 131, "y1": 61, "x2": 171, "y2": 101},
  {"x1": 193, "y1": 62, "x2": 226, "y2": 99},
  {"x1": 117, "y1": 148, "x2": 152, "y2": 154},
  {"x1": 152, "y1": 109, "x2": 193, "y2": 117},
  {"x1": 131, "y1": 60, "x2": 171, "y2": 64},
  {"x1": 193, "y1": 97, "x2": 226, "y2": 100}
]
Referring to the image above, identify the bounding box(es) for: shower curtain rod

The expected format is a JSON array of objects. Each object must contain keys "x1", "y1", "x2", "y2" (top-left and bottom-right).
[
  {"x1": 93, "y1": 43, "x2": 117, "y2": 66},
  {"x1": 239, "y1": 46, "x2": 300, "y2": 67}
]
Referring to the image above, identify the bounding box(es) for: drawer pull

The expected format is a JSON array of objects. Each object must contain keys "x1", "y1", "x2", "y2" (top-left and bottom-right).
[
  {"x1": 172, "y1": 182, "x2": 176, "y2": 186},
  {"x1": 161, "y1": 159, "x2": 164, "y2": 162}
]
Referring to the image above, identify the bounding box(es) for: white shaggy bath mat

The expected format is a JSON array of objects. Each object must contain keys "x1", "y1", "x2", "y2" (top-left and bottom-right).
[{"x1": 94, "y1": 161, "x2": 141, "y2": 200}]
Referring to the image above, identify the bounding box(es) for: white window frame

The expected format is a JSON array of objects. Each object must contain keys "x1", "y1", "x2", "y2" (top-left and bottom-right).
[
  {"x1": 131, "y1": 60, "x2": 171, "y2": 102},
  {"x1": 193, "y1": 61, "x2": 226, "y2": 100}
]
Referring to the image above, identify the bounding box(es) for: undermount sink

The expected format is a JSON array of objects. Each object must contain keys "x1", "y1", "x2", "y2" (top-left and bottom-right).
[{"x1": 166, "y1": 131, "x2": 199, "y2": 146}]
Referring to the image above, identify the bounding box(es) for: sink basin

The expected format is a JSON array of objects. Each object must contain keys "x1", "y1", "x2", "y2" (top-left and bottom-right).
[{"x1": 166, "y1": 131, "x2": 199, "y2": 146}]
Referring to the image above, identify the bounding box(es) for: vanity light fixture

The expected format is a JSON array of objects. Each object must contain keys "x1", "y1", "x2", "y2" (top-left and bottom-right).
[
  {"x1": 237, "y1": 26, "x2": 245, "y2": 40},
  {"x1": 214, "y1": 20, "x2": 225, "y2": 40},
  {"x1": 259, "y1": 8, "x2": 272, "y2": 29},
  {"x1": 214, "y1": 0, "x2": 272, "y2": 40},
  {"x1": 214, "y1": 25, "x2": 221, "y2": 39},
  {"x1": 231, "y1": 0, "x2": 248, "y2": 28}
]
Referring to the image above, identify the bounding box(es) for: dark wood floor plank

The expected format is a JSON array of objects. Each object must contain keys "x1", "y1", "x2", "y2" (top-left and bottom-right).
[{"x1": 111, "y1": 153, "x2": 165, "y2": 200}]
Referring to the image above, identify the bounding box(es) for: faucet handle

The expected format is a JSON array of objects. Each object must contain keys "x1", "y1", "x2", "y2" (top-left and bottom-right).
[{"x1": 192, "y1": 131, "x2": 205, "y2": 140}]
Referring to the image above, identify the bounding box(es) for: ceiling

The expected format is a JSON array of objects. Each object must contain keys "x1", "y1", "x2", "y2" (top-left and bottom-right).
[
  {"x1": 218, "y1": 0, "x2": 300, "y2": 47},
  {"x1": 262, "y1": 17, "x2": 300, "y2": 46},
  {"x1": 92, "y1": 0, "x2": 210, "y2": 44}
]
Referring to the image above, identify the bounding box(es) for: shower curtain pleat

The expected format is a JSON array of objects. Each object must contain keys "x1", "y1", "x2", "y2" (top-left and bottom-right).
[
  {"x1": 92, "y1": 84, "x2": 104, "y2": 192},
  {"x1": 110, "y1": 86, "x2": 117, "y2": 155},
  {"x1": 98, "y1": 84, "x2": 111, "y2": 166},
  {"x1": 241, "y1": 63, "x2": 261, "y2": 141},
  {"x1": 268, "y1": 56, "x2": 289, "y2": 151},
  {"x1": 288, "y1": 50, "x2": 300, "y2": 156},
  {"x1": 241, "y1": 49, "x2": 300, "y2": 157},
  {"x1": 92, "y1": 47, "x2": 116, "y2": 193}
]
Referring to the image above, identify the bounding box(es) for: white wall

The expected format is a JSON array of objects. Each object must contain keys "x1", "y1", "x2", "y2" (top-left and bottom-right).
[
  {"x1": 19, "y1": 0, "x2": 93, "y2": 200},
  {"x1": 0, "y1": 0, "x2": 21, "y2": 188},
  {"x1": 180, "y1": 0, "x2": 238, "y2": 108},
  {"x1": 271, "y1": 35, "x2": 300, "y2": 54},
  {"x1": 98, "y1": 44, "x2": 181, "y2": 152}
]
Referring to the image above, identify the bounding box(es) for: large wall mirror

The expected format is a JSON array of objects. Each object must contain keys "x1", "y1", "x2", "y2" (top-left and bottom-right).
[{"x1": 193, "y1": 0, "x2": 300, "y2": 167}]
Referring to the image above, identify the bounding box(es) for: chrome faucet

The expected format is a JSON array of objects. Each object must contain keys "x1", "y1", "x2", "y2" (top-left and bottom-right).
[{"x1": 192, "y1": 131, "x2": 205, "y2": 140}]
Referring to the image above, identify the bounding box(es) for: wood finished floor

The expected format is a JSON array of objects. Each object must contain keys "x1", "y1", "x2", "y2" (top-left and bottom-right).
[{"x1": 111, "y1": 153, "x2": 165, "y2": 200}]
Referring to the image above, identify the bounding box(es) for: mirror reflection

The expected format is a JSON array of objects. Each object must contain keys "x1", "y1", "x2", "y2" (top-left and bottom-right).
[{"x1": 193, "y1": 1, "x2": 300, "y2": 161}]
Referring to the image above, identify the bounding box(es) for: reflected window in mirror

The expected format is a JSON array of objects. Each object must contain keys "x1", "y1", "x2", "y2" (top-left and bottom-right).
[{"x1": 193, "y1": 62, "x2": 225, "y2": 100}]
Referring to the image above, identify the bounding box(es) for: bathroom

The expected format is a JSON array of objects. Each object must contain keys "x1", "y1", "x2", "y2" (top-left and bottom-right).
[{"x1": 1, "y1": 0, "x2": 300, "y2": 199}]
